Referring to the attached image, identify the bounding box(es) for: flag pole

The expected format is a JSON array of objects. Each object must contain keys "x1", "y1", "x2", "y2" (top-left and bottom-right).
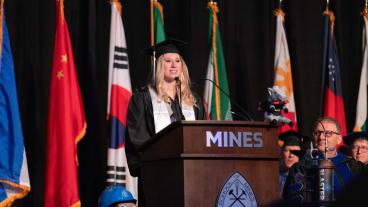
[
  {"x1": 150, "y1": 0, "x2": 156, "y2": 86},
  {"x1": 320, "y1": 1, "x2": 328, "y2": 116},
  {"x1": 326, "y1": 0, "x2": 330, "y2": 11},
  {"x1": 150, "y1": 0, "x2": 154, "y2": 46},
  {"x1": 278, "y1": 0, "x2": 283, "y2": 9},
  {"x1": 208, "y1": 0, "x2": 222, "y2": 120},
  {"x1": 274, "y1": 0, "x2": 285, "y2": 20}
]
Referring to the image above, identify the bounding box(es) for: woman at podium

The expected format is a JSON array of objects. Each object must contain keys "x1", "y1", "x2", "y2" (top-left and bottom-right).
[{"x1": 125, "y1": 38, "x2": 206, "y2": 206}]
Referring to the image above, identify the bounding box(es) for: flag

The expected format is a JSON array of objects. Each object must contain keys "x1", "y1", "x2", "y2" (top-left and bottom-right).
[
  {"x1": 204, "y1": 2, "x2": 232, "y2": 120},
  {"x1": 150, "y1": 0, "x2": 166, "y2": 85},
  {"x1": 322, "y1": 10, "x2": 347, "y2": 138},
  {"x1": 106, "y1": 0, "x2": 137, "y2": 199},
  {"x1": 151, "y1": 0, "x2": 165, "y2": 45},
  {"x1": 44, "y1": 0, "x2": 87, "y2": 206},
  {"x1": 273, "y1": 9, "x2": 298, "y2": 133},
  {"x1": 354, "y1": 13, "x2": 368, "y2": 132},
  {"x1": 0, "y1": 6, "x2": 30, "y2": 206}
]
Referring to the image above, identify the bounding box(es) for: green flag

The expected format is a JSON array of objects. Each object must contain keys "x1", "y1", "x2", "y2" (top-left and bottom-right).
[
  {"x1": 152, "y1": 0, "x2": 165, "y2": 44},
  {"x1": 150, "y1": 0, "x2": 166, "y2": 84},
  {"x1": 203, "y1": 2, "x2": 232, "y2": 120}
]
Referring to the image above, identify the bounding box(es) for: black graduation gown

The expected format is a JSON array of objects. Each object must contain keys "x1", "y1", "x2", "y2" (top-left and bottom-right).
[{"x1": 125, "y1": 86, "x2": 206, "y2": 177}]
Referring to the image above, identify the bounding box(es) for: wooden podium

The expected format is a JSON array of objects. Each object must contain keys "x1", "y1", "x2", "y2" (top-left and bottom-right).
[{"x1": 140, "y1": 121, "x2": 279, "y2": 207}]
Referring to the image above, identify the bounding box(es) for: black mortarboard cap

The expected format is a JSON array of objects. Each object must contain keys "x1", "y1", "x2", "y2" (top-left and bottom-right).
[
  {"x1": 145, "y1": 38, "x2": 187, "y2": 59},
  {"x1": 279, "y1": 130, "x2": 310, "y2": 148},
  {"x1": 279, "y1": 130, "x2": 310, "y2": 158},
  {"x1": 343, "y1": 131, "x2": 368, "y2": 146}
]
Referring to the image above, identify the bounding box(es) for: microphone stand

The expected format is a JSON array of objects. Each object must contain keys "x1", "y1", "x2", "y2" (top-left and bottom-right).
[
  {"x1": 203, "y1": 78, "x2": 254, "y2": 121},
  {"x1": 150, "y1": 46, "x2": 157, "y2": 86},
  {"x1": 317, "y1": 120, "x2": 330, "y2": 159},
  {"x1": 175, "y1": 77, "x2": 185, "y2": 120}
]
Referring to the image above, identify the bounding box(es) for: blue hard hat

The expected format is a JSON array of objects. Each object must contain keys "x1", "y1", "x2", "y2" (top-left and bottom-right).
[{"x1": 98, "y1": 185, "x2": 137, "y2": 207}]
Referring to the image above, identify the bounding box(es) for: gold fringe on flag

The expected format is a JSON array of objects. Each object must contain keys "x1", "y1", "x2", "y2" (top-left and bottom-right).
[
  {"x1": 208, "y1": 1, "x2": 222, "y2": 120},
  {"x1": 57, "y1": 0, "x2": 65, "y2": 23},
  {"x1": 110, "y1": 0, "x2": 122, "y2": 14},
  {"x1": 323, "y1": 10, "x2": 335, "y2": 33},
  {"x1": 362, "y1": 0, "x2": 368, "y2": 19},
  {"x1": 0, "y1": 179, "x2": 30, "y2": 207},
  {"x1": 273, "y1": 8, "x2": 285, "y2": 22},
  {"x1": 150, "y1": 0, "x2": 164, "y2": 46}
]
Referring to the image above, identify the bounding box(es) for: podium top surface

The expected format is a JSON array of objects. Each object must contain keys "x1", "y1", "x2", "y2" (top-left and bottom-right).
[{"x1": 141, "y1": 120, "x2": 280, "y2": 161}]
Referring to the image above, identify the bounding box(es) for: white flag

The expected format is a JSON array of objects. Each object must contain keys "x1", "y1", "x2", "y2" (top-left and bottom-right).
[
  {"x1": 106, "y1": 0, "x2": 137, "y2": 198},
  {"x1": 354, "y1": 15, "x2": 368, "y2": 131},
  {"x1": 273, "y1": 9, "x2": 297, "y2": 133}
]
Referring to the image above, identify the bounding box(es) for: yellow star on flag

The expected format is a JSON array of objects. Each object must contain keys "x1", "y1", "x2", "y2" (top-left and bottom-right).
[
  {"x1": 61, "y1": 54, "x2": 68, "y2": 63},
  {"x1": 56, "y1": 70, "x2": 64, "y2": 80}
]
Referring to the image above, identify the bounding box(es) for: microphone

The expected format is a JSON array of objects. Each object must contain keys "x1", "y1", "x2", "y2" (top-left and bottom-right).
[
  {"x1": 306, "y1": 145, "x2": 323, "y2": 160},
  {"x1": 174, "y1": 77, "x2": 180, "y2": 85},
  {"x1": 175, "y1": 77, "x2": 185, "y2": 120},
  {"x1": 203, "y1": 78, "x2": 254, "y2": 121}
]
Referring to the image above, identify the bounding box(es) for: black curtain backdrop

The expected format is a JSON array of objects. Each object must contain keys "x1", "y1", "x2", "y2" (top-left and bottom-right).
[{"x1": 5, "y1": 0, "x2": 364, "y2": 206}]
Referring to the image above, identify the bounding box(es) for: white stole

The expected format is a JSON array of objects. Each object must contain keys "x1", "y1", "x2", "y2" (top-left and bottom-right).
[{"x1": 149, "y1": 87, "x2": 195, "y2": 133}]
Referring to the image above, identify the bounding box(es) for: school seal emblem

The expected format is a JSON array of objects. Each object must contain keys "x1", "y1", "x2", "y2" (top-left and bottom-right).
[{"x1": 216, "y1": 171, "x2": 257, "y2": 207}]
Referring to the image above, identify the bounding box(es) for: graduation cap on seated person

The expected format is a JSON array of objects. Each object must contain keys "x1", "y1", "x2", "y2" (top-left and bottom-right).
[
  {"x1": 343, "y1": 131, "x2": 368, "y2": 146},
  {"x1": 279, "y1": 130, "x2": 311, "y2": 158}
]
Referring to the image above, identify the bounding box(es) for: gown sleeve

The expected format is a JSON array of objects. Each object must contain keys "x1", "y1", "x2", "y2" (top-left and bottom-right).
[{"x1": 125, "y1": 87, "x2": 155, "y2": 177}]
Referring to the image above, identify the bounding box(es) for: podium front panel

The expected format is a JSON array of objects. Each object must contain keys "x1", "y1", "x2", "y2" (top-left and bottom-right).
[
  {"x1": 142, "y1": 158, "x2": 279, "y2": 207},
  {"x1": 184, "y1": 159, "x2": 279, "y2": 206}
]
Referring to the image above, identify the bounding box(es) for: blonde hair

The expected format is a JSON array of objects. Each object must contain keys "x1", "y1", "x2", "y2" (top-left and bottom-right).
[{"x1": 155, "y1": 55, "x2": 196, "y2": 106}]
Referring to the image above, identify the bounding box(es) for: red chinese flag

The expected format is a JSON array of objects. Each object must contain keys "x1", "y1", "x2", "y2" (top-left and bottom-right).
[{"x1": 44, "y1": 1, "x2": 86, "y2": 206}]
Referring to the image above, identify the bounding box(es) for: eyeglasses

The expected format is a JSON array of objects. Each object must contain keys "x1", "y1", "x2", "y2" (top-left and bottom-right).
[
  {"x1": 352, "y1": 146, "x2": 368, "y2": 153},
  {"x1": 312, "y1": 130, "x2": 340, "y2": 138}
]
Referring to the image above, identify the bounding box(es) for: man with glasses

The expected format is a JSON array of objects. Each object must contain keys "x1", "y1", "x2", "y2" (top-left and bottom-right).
[
  {"x1": 344, "y1": 131, "x2": 368, "y2": 165},
  {"x1": 282, "y1": 117, "x2": 365, "y2": 203},
  {"x1": 311, "y1": 117, "x2": 343, "y2": 159}
]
